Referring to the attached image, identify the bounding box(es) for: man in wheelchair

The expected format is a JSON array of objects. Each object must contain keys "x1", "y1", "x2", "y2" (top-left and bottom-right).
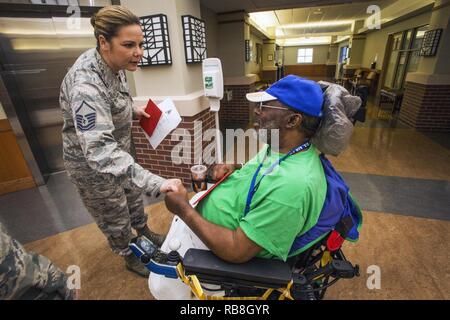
[{"x1": 131, "y1": 75, "x2": 362, "y2": 300}]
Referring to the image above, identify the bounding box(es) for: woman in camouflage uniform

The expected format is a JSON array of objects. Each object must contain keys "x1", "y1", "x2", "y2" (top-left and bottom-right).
[{"x1": 59, "y1": 6, "x2": 181, "y2": 277}]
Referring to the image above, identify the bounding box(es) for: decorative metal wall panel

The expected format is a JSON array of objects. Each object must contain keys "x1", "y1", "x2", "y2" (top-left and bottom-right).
[
  {"x1": 181, "y1": 15, "x2": 207, "y2": 63},
  {"x1": 139, "y1": 14, "x2": 172, "y2": 66},
  {"x1": 245, "y1": 40, "x2": 250, "y2": 62},
  {"x1": 420, "y1": 28, "x2": 442, "y2": 57}
]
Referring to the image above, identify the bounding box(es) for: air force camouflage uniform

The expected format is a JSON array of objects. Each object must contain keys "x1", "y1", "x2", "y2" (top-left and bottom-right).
[
  {"x1": 60, "y1": 48, "x2": 165, "y2": 256},
  {"x1": 0, "y1": 223, "x2": 74, "y2": 300}
]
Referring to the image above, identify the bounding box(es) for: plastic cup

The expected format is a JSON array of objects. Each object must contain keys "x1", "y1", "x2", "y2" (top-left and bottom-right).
[{"x1": 190, "y1": 165, "x2": 208, "y2": 193}]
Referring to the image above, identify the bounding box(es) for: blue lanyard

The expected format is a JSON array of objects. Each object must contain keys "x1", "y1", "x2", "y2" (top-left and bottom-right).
[{"x1": 243, "y1": 141, "x2": 311, "y2": 216}]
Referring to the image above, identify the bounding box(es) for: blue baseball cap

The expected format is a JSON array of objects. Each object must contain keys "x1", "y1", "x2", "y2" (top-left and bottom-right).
[{"x1": 246, "y1": 75, "x2": 323, "y2": 117}]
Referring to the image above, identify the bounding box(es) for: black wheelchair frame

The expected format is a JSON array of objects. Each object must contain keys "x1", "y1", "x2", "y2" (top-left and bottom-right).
[{"x1": 181, "y1": 231, "x2": 360, "y2": 300}]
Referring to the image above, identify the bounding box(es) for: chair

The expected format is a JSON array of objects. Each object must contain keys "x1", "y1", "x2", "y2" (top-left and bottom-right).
[
  {"x1": 378, "y1": 88, "x2": 404, "y2": 118},
  {"x1": 354, "y1": 69, "x2": 364, "y2": 79},
  {"x1": 350, "y1": 71, "x2": 376, "y2": 95},
  {"x1": 339, "y1": 68, "x2": 362, "y2": 92},
  {"x1": 353, "y1": 86, "x2": 369, "y2": 124}
]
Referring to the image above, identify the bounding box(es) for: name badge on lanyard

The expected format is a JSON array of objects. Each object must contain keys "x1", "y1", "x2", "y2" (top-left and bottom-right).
[{"x1": 243, "y1": 141, "x2": 311, "y2": 216}]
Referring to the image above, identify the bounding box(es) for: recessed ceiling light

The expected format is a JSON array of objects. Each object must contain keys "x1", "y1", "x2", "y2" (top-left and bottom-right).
[{"x1": 313, "y1": 9, "x2": 323, "y2": 15}]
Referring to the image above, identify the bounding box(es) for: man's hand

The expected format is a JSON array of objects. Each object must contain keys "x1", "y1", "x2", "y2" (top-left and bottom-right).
[
  {"x1": 133, "y1": 104, "x2": 150, "y2": 120},
  {"x1": 164, "y1": 184, "x2": 191, "y2": 217},
  {"x1": 160, "y1": 179, "x2": 183, "y2": 193},
  {"x1": 209, "y1": 164, "x2": 240, "y2": 182}
]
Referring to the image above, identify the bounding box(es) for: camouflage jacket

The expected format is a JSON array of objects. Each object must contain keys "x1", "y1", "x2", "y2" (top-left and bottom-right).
[
  {"x1": 0, "y1": 223, "x2": 73, "y2": 300},
  {"x1": 59, "y1": 48, "x2": 164, "y2": 197}
]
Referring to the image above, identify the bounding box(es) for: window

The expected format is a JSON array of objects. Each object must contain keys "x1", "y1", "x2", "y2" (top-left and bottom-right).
[
  {"x1": 383, "y1": 25, "x2": 429, "y2": 90},
  {"x1": 297, "y1": 48, "x2": 313, "y2": 63},
  {"x1": 339, "y1": 46, "x2": 349, "y2": 63}
]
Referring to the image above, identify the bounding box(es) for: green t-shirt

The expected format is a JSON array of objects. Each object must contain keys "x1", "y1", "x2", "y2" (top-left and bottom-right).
[{"x1": 196, "y1": 144, "x2": 327, "y2": 261}]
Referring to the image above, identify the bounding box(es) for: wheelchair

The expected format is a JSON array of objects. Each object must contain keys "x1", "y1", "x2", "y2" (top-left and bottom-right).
[
  {"x1": 130, "y1": 215, "x2": 360, "y2": 300},
  {"x1": 131, "y1": 154, "x2": 362, "y2": 300}
]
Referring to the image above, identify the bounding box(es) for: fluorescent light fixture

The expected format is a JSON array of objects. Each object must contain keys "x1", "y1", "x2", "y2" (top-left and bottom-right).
[
  {"x1": 277, "y1": 36, "x2": 332, "y2": 46},
  {"x1": 0, "y1": 17, "x2": 93, "y2": 36},
  {"x1": 275, "y1": 28, "x2": 285, "y2": 37},
  {"x1": 1, "y1": 29, "x2": 93, "y2": 36},
  {"x1": 278, "y1": 20, "x2": 353, "y2": 30},
  {"x1": 249, "y1": 11, "x2": 279, "y2": 29}
]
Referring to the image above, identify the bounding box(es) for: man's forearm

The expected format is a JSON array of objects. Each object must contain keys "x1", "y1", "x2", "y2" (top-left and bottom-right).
[{"x1": 179, "y1": 207, "x2": 250, "y2": 263}]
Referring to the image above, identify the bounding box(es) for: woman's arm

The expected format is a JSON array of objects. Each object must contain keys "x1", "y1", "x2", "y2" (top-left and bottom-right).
[{"x1": 66, "y1": 81, "x2": 166, "y2": 196}]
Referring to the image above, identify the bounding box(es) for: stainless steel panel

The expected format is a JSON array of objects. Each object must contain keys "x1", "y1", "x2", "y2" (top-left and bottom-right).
[
  {"x1": 0, "y1": 15, "x2": 95, "y2": 176},
  {"x1": 0, "y1": 76, "x2": 45, "y2": 185}
]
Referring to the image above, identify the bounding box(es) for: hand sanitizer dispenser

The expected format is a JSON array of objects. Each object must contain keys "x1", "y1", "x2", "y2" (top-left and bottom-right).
[
  {"x1": 202, "y1": 58, "x2": 223, "y2": 111},
  {"x1": 202, "y1": 58, "x2": 224, "y2": 163}
]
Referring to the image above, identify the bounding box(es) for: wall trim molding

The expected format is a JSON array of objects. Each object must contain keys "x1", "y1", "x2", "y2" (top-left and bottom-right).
[
  {"x1": 132, "y1": 90, "x2": 210, "y2": 117},
  {"x1": 132, "y1": 74, "x2": 262, "y2": 116},
  {"x1": 433, "y1": 0, "x2": 450, "y2": 12},
  {"x1": 224, "y1": 74, "x2": 260, "y2": 85},
  {"x1": 343, "y1": 64, "x2": 362, "y2": 69},
  {"x1": 406, "y1": 72, "x2": 450, "y2": 85},
  {"x1": 0, "y1": 177, "x2": 35, "y2": 196}
]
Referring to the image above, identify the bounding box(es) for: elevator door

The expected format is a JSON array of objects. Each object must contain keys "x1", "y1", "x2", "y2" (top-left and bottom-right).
[{"x1": 0, "y1": 16, "x2": 95, "y2": 175}]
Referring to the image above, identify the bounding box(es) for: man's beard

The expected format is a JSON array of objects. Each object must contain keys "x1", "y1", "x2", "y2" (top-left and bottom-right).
[{"x1": 254, "y1": 120, "x2": 280, "y2": 152}]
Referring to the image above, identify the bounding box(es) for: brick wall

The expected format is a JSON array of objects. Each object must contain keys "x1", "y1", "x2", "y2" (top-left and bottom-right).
[
  {"x1": 131, "y1": 108, "x2": 216, "y2": 186},
  {"x1": 399, "y1": 82, "x2": 450, "y2": 132},
  {"x1": 219, "y1": 84, "x2": 256, "y2": 130}
]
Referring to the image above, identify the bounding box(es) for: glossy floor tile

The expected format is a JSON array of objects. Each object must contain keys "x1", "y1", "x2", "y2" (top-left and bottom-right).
[
  {"x1": 24, "y1": 206, "x2": 450, "y2": 300},
  {"x1": 342, "y1": 173, "x2": 450, "y2": 220},
  {"x1": 329, "y1": 126, "x2": 450, "y2": 181},
  {"x1": 328, "y1": 210, "x2": 450, "y2": 300}
]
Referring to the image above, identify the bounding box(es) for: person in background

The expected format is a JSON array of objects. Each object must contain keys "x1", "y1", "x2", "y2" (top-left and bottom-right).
[{"x1": 0, "y1": 223, "x2": 76, "y2": 300}]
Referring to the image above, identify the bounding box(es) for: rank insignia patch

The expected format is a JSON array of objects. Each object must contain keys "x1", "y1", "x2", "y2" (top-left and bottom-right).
[{"x1": 75, "y1": 101, "x2": 96, "y2": 132}]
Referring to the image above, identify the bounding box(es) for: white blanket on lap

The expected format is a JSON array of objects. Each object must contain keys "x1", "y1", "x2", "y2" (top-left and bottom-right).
[{"x1": 149, "y1": 191, "x2": 223, "y2": 300}]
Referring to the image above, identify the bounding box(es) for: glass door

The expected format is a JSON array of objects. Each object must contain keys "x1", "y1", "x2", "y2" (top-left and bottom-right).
[
  {"x1": 383, "y1": 25, "x2": 428, "y2": 90},
  {"x1": 384, "y1": 32, "x2": 403, "y2": 89}
]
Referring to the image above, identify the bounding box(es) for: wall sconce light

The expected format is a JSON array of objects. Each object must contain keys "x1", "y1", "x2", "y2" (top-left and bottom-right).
[
  {"x1": 139, "y1": 14, "x2": 172, "y2": 66},
  {"x1": 420, "y1": 28, "x2": 442, "y2": 57},
  {"x1": 181, "y1": 15, "x2": 207, "y2": 63},
  {"x1": 245, "y1": 40, "x2": 250, "y2": 62}
]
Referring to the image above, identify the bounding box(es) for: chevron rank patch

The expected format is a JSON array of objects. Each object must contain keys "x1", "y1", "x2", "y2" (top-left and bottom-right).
[{"x1": 75, "y1": 101, "x2": 96, "y2": 132}]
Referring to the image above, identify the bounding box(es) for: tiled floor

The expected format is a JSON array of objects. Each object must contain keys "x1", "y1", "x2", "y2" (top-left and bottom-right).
[{"x1": 1, "y1": 100, "x2": 449, "y2": 300}]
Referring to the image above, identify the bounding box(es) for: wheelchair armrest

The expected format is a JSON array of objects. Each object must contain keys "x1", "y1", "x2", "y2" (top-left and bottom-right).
[{"x1": 182, "y1": 249, "x2": 292, "y2": 289}]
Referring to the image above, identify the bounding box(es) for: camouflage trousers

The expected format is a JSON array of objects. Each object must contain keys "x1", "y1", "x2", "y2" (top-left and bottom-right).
[
  {"x1": 68, "y1": 170, "x2": 147, "y2": 256},
  {"x1": 0, "y1": 223, "x2": 74, "y2": 300}
]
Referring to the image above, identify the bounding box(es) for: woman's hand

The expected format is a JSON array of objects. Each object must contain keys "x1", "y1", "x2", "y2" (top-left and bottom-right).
[
  {"x1": 160, "y1": 179, "x2": 183, "y2": 193},
  {"x1": 133, "y1": 105, "x2": 150, "y2": 120},
  {"x1": 164, "y1": 184, "x2": 191, "y2": 218}
]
